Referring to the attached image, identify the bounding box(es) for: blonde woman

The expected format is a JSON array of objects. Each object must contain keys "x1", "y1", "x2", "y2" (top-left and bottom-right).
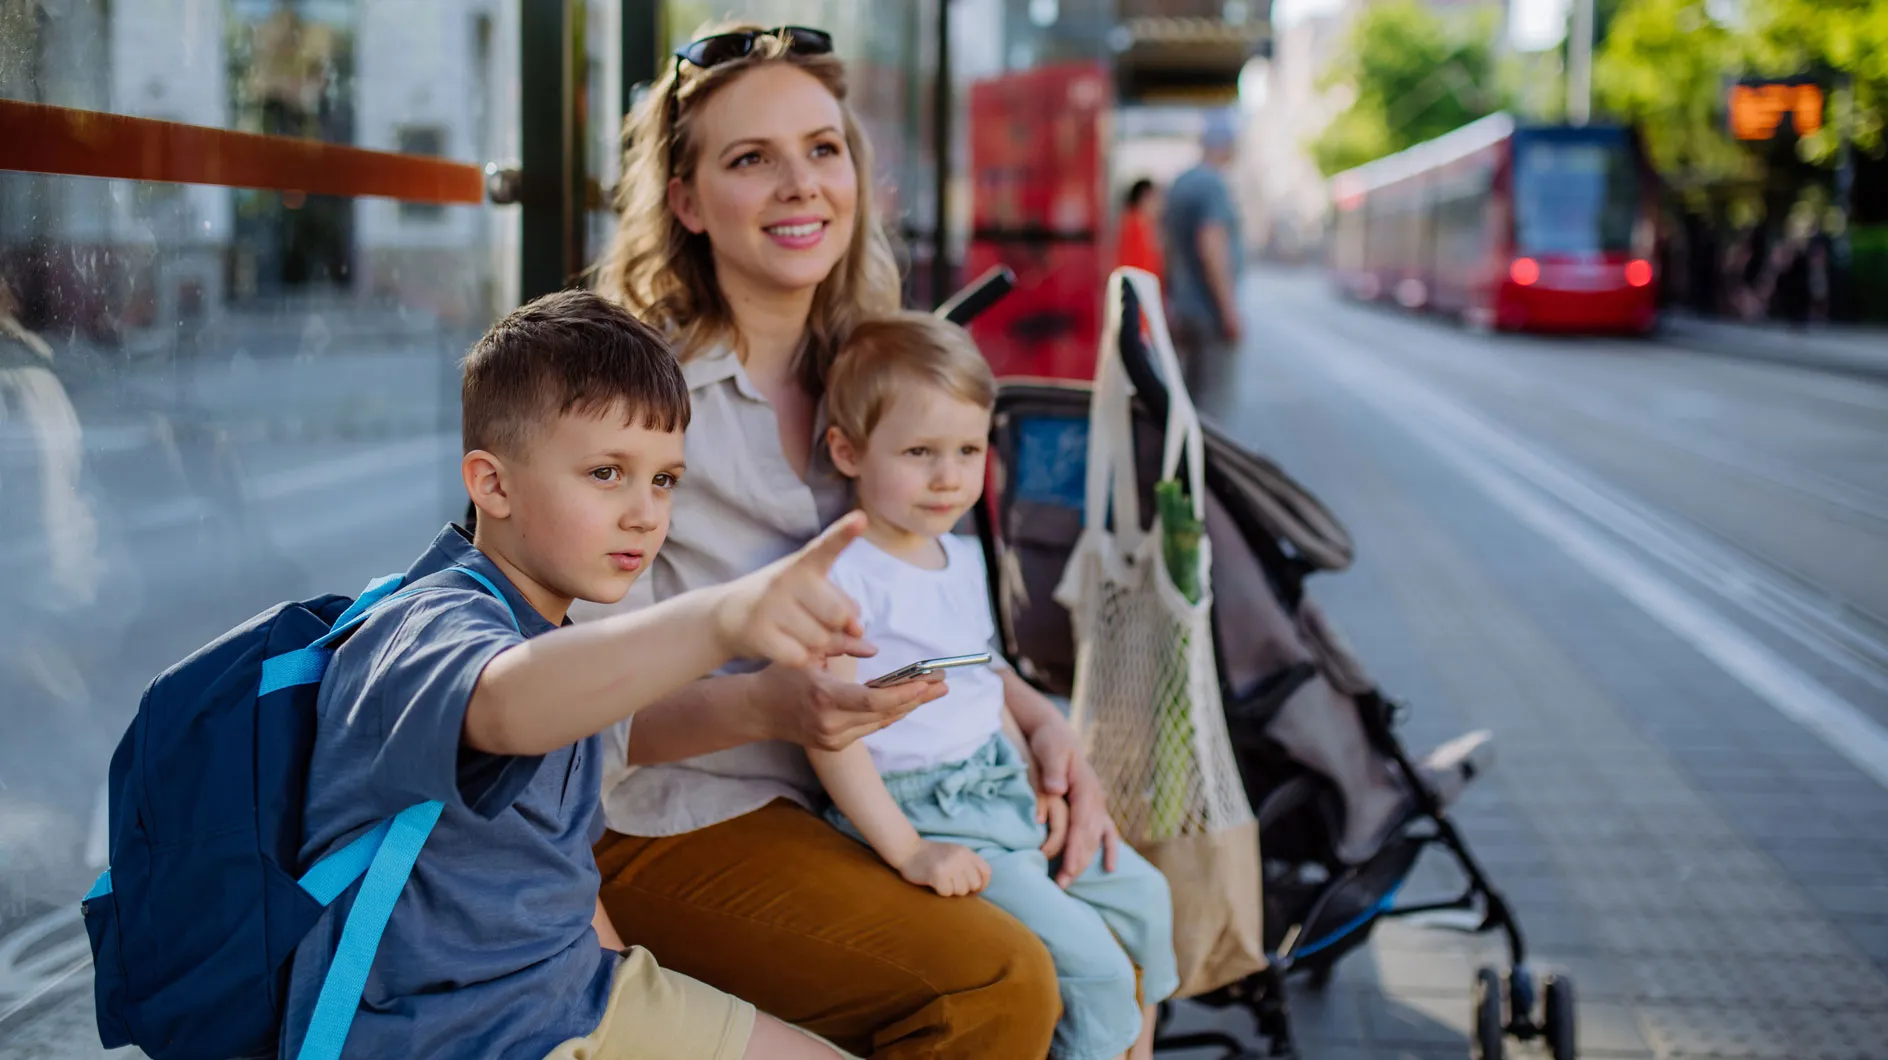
[{"x1": 582, "y1": 24, "x2": 1123, "y2": 1059}]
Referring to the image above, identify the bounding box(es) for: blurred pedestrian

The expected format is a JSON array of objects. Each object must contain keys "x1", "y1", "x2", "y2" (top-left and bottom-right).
[
  {"x1": 1116, "y1": 177, "x2": 1165, "y2": 282},
  {"x1": 0, "y1": 277, "x2": 99, "y2": 613},
  {"x1": 0, "y1": 277, "x2": 100, "y2": 718},
  {"x1": 1161, "y1": 112, "x2": 1244, "y2": 396}
]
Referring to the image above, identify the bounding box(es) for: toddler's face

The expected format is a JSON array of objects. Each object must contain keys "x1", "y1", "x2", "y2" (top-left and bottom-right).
[
  {"x1": 505, "y1": 403, "x2": 686, "y2": 605},
  {"x1": 843, "y1": 389, "x2": 991, "y2": 540}
]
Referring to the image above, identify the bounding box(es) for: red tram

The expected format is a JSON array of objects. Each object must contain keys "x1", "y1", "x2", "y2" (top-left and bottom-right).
[{"x1": 1328, "y1": 113, "x2": 1661, "y2": 334}]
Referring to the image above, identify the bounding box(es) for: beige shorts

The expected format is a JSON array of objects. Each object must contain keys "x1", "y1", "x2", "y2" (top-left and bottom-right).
[{"x1": 542, "y1": 947, "x2": 755, "y2": 1060}]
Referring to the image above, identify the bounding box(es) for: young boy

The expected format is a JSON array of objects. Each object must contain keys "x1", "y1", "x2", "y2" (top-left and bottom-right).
[
  {"x1": 809, "y1": 312, "x2": 1178, "y2": 1060},
  {"x1": 282, "y1": 290, "x2": 865, "y2": 1060}
]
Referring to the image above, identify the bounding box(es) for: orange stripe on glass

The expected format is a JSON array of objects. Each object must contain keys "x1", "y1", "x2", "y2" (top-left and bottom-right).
[{"x1": 0, "y1": 100, "x2": 486, "y2": 205}]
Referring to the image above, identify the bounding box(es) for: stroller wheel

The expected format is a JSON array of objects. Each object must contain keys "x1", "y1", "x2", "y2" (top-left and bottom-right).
[
  {"x1": 1471, "y1": 967, "x2": 1505, "y2": 1060},
  {"x1": 1543, "y1": 974, "x2": 1577, "y2": 1060},
  {"x1": 1505, "y1": 964, "x2": 1536, "y2": 1024}
]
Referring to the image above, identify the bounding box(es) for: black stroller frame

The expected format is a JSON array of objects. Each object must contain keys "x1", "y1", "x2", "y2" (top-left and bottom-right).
[{"x1": 944, "y1": 267, "x2": 1575, "y2": 1060}]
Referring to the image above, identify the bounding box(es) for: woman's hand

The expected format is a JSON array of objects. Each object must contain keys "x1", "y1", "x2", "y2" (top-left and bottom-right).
[
  {"x1": 1027, "y1": 716, "x2": 1120, "y2": 889},
  {"x1": 1035, "y1": 791, "x2": 1070, "y2": 863},
  {"x1": 747, "y1": 664, "x2": 947, "y2": 752}
]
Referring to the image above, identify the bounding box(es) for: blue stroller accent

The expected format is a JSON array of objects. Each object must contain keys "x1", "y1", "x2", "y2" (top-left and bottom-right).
[{"x1": 948, "y1": 268, "x2": 1576, "y2": 1060}]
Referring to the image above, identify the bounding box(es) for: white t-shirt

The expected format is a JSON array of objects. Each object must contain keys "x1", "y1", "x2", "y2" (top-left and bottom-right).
[{"x1": 826, "y1": 533, "x2": 1007, "y2": 775}]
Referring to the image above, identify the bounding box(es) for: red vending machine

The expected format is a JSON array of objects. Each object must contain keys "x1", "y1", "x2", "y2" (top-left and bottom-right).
[{"x1": 965, "y1": 61, "x2": 1112, "y2": 382}]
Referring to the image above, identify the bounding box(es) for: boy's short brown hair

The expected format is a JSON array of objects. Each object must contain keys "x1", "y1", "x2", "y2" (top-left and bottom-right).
[
  {"x1": 826, "y1": 311, "x2": 995, "y2": 445},
  {"x1": 461, "y1": 289, "x2": 690, "y2": 456}
]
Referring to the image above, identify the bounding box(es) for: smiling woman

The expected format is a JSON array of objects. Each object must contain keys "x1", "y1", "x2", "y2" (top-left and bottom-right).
[{"x1": 571, "y1": 21, "x2": 1122, "y2": 1059}]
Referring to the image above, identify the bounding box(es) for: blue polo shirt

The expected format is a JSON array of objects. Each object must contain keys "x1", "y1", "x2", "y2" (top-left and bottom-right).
[{"x1": 281, "y1": 525, "x2": 614, "y2": 1060}]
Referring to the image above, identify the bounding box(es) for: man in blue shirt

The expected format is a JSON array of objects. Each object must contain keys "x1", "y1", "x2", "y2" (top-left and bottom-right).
[
  {"x1": 1160, "y1": 112, "x2": 1245, "y2": 397},
  {"x1": 283, "y1": 290, "x2": 870, "y2": 1060}
]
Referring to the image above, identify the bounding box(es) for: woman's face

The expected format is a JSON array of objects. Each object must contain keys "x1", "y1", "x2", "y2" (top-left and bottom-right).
[{"x1": 669, "y1": 63, "x2": 859, "y2": 301}]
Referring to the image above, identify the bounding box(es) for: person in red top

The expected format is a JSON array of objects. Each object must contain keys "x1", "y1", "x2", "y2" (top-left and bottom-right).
[{"x1": 1116, "y1": 178, "x2": 1165, "y2": 281}]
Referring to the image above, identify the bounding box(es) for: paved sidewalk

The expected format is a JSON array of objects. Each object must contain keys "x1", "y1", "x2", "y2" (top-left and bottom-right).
[
  {"x1": 1149, "y1": 279, "x2": 1888, "y2": 1059},
  {"x1": 1658, "y1": 313, "x2": 1888, "y2": 380}
]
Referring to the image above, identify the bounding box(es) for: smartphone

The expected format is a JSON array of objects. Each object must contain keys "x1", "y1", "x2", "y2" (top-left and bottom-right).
[{"x1": 864, "y1": 653, "x2": 993, "y2": 689}]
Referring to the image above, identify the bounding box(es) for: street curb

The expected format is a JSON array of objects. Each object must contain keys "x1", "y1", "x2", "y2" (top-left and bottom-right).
[{"x1": 1655, "y1": 319, "x2": 1888, "y2": 383}]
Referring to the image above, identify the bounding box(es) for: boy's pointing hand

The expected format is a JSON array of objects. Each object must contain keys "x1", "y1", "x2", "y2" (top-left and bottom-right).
[{"x1": 715, "y1": 511, "x2": 877, "y2": 668}]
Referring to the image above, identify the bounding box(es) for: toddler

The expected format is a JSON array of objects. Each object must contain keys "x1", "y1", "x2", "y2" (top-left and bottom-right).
[{"x1": 810, "y1": 312, "x2": 1178, "y2": 1060}]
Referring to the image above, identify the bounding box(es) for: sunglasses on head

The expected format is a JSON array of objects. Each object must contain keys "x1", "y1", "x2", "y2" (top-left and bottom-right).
[
  {"x1": 675, "y1": 25, "x2": 833, "y2": 68},
  {"x1": 665, "y1": 26, "x2": 834, "y2": 173}
]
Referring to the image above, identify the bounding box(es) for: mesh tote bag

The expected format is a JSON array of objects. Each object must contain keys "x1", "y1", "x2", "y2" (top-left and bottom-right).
[{"x1": 1053, "y1": 267, "x2": 1266, "y2": 998}]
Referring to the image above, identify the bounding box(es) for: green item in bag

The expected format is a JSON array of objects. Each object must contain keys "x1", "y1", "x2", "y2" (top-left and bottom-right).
[{"x1": 1149, "y1": 478, "x2": 1203, "y2": 837}]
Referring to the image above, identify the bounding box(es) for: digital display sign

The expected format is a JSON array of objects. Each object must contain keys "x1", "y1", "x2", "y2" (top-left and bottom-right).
[{"x1": 1728, "y1": 80, "x2": 1825, "y2": 141}]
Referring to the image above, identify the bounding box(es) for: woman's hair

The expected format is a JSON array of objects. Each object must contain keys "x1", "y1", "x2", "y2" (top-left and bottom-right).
[
  {"x1": 596, "y1": 22, "x2": 902, "y2": 393},
  {"x1": 825, "y1": 311, "x2": 995, "y2": 447},
  {"x1": 1124, "y1": 178, "x2": 1156, "y2": 209}
]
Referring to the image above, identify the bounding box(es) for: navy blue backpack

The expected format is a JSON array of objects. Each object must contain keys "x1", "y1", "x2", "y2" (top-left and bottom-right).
[{"x1": 82, "y1": 565, "x2": 519, "y2": 1060}]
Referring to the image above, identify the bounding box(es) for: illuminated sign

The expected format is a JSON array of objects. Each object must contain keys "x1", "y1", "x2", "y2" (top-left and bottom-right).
[{"x1": 1728, "y1": 80, "x2": 1824, "y2": 141}]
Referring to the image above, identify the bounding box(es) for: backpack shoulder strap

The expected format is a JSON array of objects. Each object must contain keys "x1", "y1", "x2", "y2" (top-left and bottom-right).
[
  {"x1": 291, "y1": 564, "x2": 521, "y2": 1060},
  {"x1": 296, "y1": 801, "x2": 443, "y2": 1060}
]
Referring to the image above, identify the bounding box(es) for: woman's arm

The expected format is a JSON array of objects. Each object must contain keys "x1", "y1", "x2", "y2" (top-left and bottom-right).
[
  {"x1": 624, "y1": 662, "x2": 949, "y2": 766},
  {"x1": 623, "y1": 672, "x2": 767, "y2": 766}
]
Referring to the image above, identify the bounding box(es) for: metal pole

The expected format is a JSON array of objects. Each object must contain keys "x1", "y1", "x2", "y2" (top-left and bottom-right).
[
  {"x1": 520, "y1": 0, "x2": 584, "y2": 300},
  {"x1": 930, "y1": 0, "x2": 954, "y2": 309},
  {"x1": 1568, "y1": 0, "x2": 1594, "y2": 126},
  {"x1": 621, "y1": 0, "x2": 659, "y2": 127},
  {"x1": 1834, "y1": 72, "x2": 1855, "y2": 318}
]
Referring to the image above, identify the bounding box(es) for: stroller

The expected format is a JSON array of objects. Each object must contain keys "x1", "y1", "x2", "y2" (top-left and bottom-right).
[{"x1": 945, "y1": 268, "x2": 1576, "y2": 1060}]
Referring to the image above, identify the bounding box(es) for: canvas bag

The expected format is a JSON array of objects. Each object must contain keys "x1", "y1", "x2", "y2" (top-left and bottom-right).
[{"x1": 1053, "y1": 267, "x2": 1267, "y2": 998}]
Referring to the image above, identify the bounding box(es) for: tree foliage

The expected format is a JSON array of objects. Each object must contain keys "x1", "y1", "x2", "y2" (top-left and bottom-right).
[
  {"x1": 1313, "y1": 0, "x2": 1507, "y2": 176},
  {"x1": 1596, "y1": 0, "x2": 1888, "y2": 188},
  {"x1": 1594, "y1": 0, "x2": 1753, "y2": 186},
  {"x1": 1742, "y1": 0, "x2": 1888, "y2": 161}
]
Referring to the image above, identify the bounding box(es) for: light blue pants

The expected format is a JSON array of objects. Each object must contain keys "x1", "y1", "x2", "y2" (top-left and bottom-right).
[{"x1": 828, "y1": 736, "x2": 1179, "y2": 1060}]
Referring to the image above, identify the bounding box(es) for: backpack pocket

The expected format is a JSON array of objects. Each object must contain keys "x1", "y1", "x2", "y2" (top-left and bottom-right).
[{"x1": 81, "y1": 873, "x2": 134, "y2": 1048}]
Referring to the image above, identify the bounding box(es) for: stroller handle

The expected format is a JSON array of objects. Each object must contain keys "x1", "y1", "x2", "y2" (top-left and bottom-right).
[{"x1": 936, "y1": 265, "x2": 1016, "y2": 326}]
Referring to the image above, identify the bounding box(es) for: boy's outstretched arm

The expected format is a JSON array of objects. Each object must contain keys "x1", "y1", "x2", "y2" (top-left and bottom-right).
[{"x1": 464, "y1": 513, "x2": 874, "y2": 757}]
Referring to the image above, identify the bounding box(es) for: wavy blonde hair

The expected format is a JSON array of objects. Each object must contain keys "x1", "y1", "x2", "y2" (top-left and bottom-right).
[{"x1": 596, "y1": 23, "x2": 902, "y2": 393}]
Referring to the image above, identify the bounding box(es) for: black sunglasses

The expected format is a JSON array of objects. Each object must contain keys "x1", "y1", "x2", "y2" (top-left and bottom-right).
[
  {"x1": 665, "y1": 27, "x2": 835, "y2": 172},
  {"x1": 675, "y1": 25, "x2": 833, "y2": 69}
]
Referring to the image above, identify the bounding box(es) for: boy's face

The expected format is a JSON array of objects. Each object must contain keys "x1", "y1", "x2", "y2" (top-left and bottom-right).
[
  {"x1": 832, "y1": 388, "x2": 991, "y2": 542},
  {"x1": 477, "y1": 402, "x2": 686, "y2": 609}
]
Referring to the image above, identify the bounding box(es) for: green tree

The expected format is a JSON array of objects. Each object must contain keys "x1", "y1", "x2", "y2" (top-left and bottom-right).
[
  {"x1": 1597, "y1": 0, "x2": 1887, "y2": 185},
  {"x1": 1593, "y1": 0, "x2": 1752, "y2": 187},
  {"x1": 1742, "y1": 0, "x2": 1888, "y2": 162},
  {"x1": 1313, "y1": 0, "x2": 1507, "y2": 175}
]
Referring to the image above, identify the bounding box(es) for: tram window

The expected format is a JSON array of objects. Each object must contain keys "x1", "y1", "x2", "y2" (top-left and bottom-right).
[{"x1": 1512, "y1": 139, "x2": 1637, "y2": 256}]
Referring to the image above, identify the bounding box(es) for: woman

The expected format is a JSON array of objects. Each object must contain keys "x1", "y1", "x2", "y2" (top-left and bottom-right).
[{"x1": 583, "y1": 24, "x2": 1123, "y2": 1059}]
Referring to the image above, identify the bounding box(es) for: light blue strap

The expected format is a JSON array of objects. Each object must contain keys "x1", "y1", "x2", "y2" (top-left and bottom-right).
[
  {"x1": 329, "y1": 574, "x2": 406, "y2": 631},
  {"x1": 260, "y1": 647, "x2": 332, "y2": 697},
  {"x1": 259, "y1": 575, "x2": 407, "y2": 696},
  {"x1": 290, "y1": 564, "x2": 516, "y2": 1059},
  {"x1": 84, "y1": 869, "x2": 111, "y2": 902},
  {"x1": 296, "y1": 819, "x2": 393, "y2": 905},
  {"x1": 444, "y1": 565, "x2": 520, "y2": 632},
  {"x1": 297, "y1": 801, "x2": 443, "y2": 1060}
]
